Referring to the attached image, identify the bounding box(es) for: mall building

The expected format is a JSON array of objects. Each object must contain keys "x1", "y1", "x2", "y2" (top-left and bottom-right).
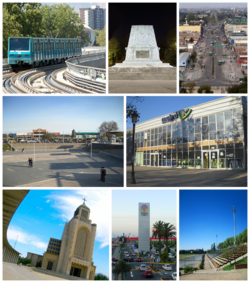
[{"x1": 132, "y1": 97, "x2": 247, "y2": 170}]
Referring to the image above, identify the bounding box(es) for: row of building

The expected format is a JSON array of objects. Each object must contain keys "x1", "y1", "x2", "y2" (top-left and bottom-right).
[
  {"x1": 79, "y1": 5, "x2": 106, "y2": 31},
  {"x1": 3, "y1": 129, "x2": 101, "y2": 141}
]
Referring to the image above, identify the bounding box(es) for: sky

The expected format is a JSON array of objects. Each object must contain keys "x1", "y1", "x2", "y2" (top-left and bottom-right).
[
  {"x1": 7, "y1": 190, "x2": 110, "y2": 277},
  {"x1": 126, "y1": 96, "x2": 226, "y2": 130},
  {"x1": 109, "y1": 3, "x2": 176, "y2": 43},
  {"x1": 179, "y1": 3, "x2": 247, "y2": 9},
  {"x1": 3, "y1": 96, "x2": 123, "y2": 134},
  {"x1": 112, "y1": 190, "x2": 176, "y2": 237},
  {"x1": 179, "y1": 190, "x2": 247, "y2": 251},
  {"x1": 42, "y1": 2, "x2": 106, "y2": 12}
]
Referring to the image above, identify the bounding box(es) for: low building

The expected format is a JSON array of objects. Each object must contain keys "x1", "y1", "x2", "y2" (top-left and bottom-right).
[
  {"x1": 26, "y1": 252, "x2": 43, "y2": 267},
  {"x1": 129, "y1": 97, "x2": 247, "y2": 170},
  {"x1": 179, "y1": 52, "x2": 190, "y2": 78}
]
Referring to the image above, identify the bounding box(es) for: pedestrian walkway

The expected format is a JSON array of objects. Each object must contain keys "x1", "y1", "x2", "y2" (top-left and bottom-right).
[{"x1": 127, "y1": 166, "x2": 247, "y2": 187}]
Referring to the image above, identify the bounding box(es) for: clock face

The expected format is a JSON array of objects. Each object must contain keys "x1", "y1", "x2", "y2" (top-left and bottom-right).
[{"x1": 136, "y1": 51, "x2": 150, "y2": 58}]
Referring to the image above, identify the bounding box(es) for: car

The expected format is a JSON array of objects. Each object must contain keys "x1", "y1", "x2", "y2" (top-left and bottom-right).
[
  {"x1": 112, "y1": 258, "x2": 118, "y2": 262},
  {"x1": 128, "y1": 257, "x2": 134, "y2": 262},
  {"x1": 36, "y1": 140, "x2": 40, "y2": 143},
  {"x1": 137, "y1": 258, "x2": 142, "y2": 262},
  {"x1": 143, "y1": 270, "x2": 153, "y2": 278},
  {"x1": 132, "y1": 253, "x2": 136, "y2": 256},
  {"x1": 140, "y1": 264, "x2": 147, "y2": 271},
  {"x1": 172, "y1": 272, "x2": 177, "y2": 280},
  {"x1": 54, "y1": 140, "x2": 58, "y2": 143},
  {"x1": 155, "y1": 251, "x2": 159, "y2": 255},
  {"x1": 122, "y1": 258, "x2": 129, "y2": 262},
  {"x1": 29, "y1": 140, "x2": 36, "y2": 143},
  {"x1": 162, "y1": 264, "x2": 172, "y2": 271}
]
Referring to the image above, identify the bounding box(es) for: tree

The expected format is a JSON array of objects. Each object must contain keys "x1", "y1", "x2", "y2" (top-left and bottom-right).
[
  {"x1": 197, "y1": 85, "x2": 213, "y2": 93},
  {"x1": 71, "y1": 129, "x2": 76, "y2": 138},
  {"x1": 126, "y1": 96, "x2": 144, "y2": 122},
  {"x1": 109, "y1": 37, "x2": 122, "y2": 66},
  {"x1": 190, "y1": 51, "x2": 197, "y2": 63},
  {"x1": 98, "y1": 121, "x2": 119, "y2": 133},
  {"x1": 112, "y1": 260, "x2": 131, "y2": 280},
  {"x1": 189, "y1": 37, "x2": 194, "y2": 43},
  {"x1": 95, "y1": 274, "x2": 108, "y2": 280},
  {"x1": 227, "y1": 77, "x2": 247, "y2": 93},
  {"x1": 43, "y1": 133, "x2": 54, "y2": 140},
  {"x1": 17, "y1": 256, "x2": 32, "y2": 265},
  {"x1": 152, "y1": 221, "x2": 165, "y2": 255},
  {"x1": 119, "y1": 236, "x2": 127, "y2": 243},
  {"x1": 185, "y1": 82, "x2": 196, "y2": 93},
  {"x1": 163, "y1": 223, "x2": 176, "y2": 258},
  {"x1": 159, "y1": 251, "x2": 169, "y2": 263},
  {"x1": 94, "y1": 26, "x2": 106, "y2": 46}
]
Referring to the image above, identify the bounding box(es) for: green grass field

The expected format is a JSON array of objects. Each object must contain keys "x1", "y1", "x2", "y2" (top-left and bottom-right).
[
  {"x1": 223, "y1": 257, "x2": 248, "y2": 270},
  {"x1": 179, "y1": 254, "x2": 196, "y2": 260}
]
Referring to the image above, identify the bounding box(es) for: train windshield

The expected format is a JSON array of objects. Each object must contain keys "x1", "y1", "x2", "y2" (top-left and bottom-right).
[{"x1": 10, "y1": 38, "x2": 29, "y2": 51}]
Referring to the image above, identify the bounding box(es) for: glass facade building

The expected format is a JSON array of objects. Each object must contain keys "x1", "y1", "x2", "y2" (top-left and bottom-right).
[{"x1": 133, "y1": 97, "x2": 247, "y2": 170}]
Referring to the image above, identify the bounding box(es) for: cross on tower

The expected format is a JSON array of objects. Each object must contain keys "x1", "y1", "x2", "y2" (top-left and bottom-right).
[{"x1": 82, "y1": 198, "x2": 87, "y2": 204}]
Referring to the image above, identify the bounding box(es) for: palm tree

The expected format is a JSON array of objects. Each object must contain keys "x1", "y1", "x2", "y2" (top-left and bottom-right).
[
  {"x1": 152, "y1": 221, "x2": 165, "y2": 255},
  {"x1": 163, "y1": 223, "x2": 176, "y2": 258}
]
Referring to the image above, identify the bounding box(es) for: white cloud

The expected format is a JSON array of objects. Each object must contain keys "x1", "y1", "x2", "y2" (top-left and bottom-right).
[
  {"x1": 46, "y1": 199, "x2": 51, "y2": 203},
  {"x1": 7, "y1": 226, "x2": 47, "y2": 250},
  {"x1": 47, "y1": 190, "x2": 110, "y2": 248}
]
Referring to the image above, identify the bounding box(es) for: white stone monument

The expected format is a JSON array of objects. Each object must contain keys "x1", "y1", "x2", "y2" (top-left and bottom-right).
[{"x1": 114, "y1": 25, "x2": 173, "y2": 68}]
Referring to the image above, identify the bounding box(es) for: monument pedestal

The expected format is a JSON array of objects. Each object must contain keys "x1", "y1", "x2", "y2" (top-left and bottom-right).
[{"x1": 112, "y1": 25, "x2": 174, "y2": 68}]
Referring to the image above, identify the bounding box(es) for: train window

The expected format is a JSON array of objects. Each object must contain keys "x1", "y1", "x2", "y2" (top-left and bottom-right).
[
  {"x1": 41, "y1": 42, "x2": 43, "y2": 51},
  {"x1": 45, "y1": 42, "x2": 47, "y2": 50},
  {"x1": 37, "y1": 42, "x2": 40, "y2": 51},
  {"x1": 51, "y1": 42, "x2": 53, "y2": 50},
  {"x1": 34, "y1": 42, "x2": 36, "y2": 52}
]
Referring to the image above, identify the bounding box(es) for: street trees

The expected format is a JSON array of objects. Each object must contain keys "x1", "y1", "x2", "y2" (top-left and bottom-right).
[
  {"x1": 197, "y1": 85, "x2": 214, "y2": 93},
  {"x1": 112, "y1": 260, "x2": 131, "y2": 280},
  {"x1": 109, "y1": 37, "x2": 122, "y2": 66},
  {"x1": 94, "y1": 26, "x2": 106, "y2": 46},
  {"x1": 98, "y1": 121, "x2": 119, "y2": 133},
  {"x1": 71, "y1": 129, "x2": 76, "y2": 138},
  {"x1": 163, "y1": 223, "x2": 176, "y2": 259},
  {"x1": 185, "y1": 82, "x2": 197, "y2": 93},
  {"x1": 152, "y1": 220, "x2": 165, "y2": 255}
]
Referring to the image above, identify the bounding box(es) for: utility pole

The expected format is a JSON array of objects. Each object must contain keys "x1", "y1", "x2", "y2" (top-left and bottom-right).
[
  {"x1": 14, "y1": 235, "x2": 19, "y2": 249},
  {"x1": 232, "y1": 206, "x2": 236, "y2": 246}
]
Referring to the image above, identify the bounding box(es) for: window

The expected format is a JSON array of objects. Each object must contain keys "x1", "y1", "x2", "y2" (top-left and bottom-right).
[
  {"x1": 209, "y1": 115, "x2": 216, "y2": 123},
  {"x1": 10, "y1": 38, "x2": 29, "y2": 51},
  {"x1": 217, "y1": 113, "x2": 224, "y2": 122}
]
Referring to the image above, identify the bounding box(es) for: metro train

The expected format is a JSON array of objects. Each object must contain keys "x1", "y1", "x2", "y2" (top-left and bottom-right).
[{"x1": 8, "y1": 37, "x2": 81, "y2": 70}]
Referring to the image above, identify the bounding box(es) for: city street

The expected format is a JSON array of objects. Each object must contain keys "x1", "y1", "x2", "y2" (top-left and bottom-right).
[
  {"x1": 112, "y1": 246, "x2": 176, "y2": 280},
  {"x1": 182, "y1": 13, "x2": 243, "y2": 89}
]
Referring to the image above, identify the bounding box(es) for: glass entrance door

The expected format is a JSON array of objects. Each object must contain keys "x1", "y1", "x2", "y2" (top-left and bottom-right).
[
  {"x1": 210, "y1": 151, "x2": 218, "y2": 168},
  {"x1": 151, "y1": 154, "x2": 158, "y2": 166},
  {"x1": 202, "y1": 151, "x2": 218, "y2": 169},
  {"x1": 203, "y1": 152, "x2": 209, "y2": 168}
]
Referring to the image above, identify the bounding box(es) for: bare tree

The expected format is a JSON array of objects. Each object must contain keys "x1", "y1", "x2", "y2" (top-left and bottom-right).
[{"x1": 98, "y1": 121, "x2": 119, "y2": 133}]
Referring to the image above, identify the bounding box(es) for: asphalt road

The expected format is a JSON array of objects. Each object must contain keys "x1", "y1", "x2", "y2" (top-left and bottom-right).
[
  {"x1": 3, "y1": 150, "x2": 123, "y2": 187},
  {"x1": 112, "y1": 246, "x2": 176, "y2": 280}
]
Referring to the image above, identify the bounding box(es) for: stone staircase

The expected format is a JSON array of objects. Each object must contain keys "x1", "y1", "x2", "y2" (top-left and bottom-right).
[{"x1": 109, "y1": 67, "x2": 176, "y2": 80}]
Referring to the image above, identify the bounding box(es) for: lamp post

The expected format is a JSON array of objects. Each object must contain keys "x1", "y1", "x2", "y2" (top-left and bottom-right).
[
  {"x1": 216, "y1": 234, "x2": 218, "y2": 250},
  {"x1": 232, "y1": 206, "x2": 236, "y2": 246},
  {"x1": 130, "y1": 111, "x2": 138, "y2": 184}
]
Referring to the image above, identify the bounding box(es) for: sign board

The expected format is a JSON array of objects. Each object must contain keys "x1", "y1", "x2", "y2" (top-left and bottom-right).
[
  {"x1": 54, "y1": 133, "x2": 60, "y2": 135},
  {"x1": 136, "y1": 51, "x2": 150, "y2": 58},
  {"x1": 9, "y1": 133, "x2": 16, "y2": 136}
]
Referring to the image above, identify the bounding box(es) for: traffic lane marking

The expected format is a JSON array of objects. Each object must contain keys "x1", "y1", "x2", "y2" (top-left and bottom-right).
[{"x1": 7, "y1": 168, "x2": 14, "y2": 172}]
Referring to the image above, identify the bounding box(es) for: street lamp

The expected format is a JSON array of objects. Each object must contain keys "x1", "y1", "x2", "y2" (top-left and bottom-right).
[
  {"x1": 232, "y1": 206, "x2": 236, "y2": 246},
  {"x1": 130, "y1": 111, "x2": 138, "y2": 184}
]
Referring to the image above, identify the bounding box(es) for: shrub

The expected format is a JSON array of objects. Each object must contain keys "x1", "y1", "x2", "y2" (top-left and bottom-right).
[{"x1": 26, "y1": 264, "x2": 34, "y2": 267}]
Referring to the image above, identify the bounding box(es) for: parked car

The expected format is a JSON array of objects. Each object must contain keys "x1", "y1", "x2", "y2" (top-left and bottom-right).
[
  {"x1": 29, "y1": 140, "x2": 36, "y2": 143},
  {"x1": 172, "y1": 272, "x2": 177, "y2": 280},
  {"x1": 132, "y1": 253, "x2": 136, "y2": 256},
  {"x1": 137, "y1": 258, "x2": 142, "y2": 262},
  {"x1": 36, "y1": 140, "x2": 40, "y2": 143},
  {"x1": 54, "y1": 140, "x2": 58, "y2": 143},
  {"x1": 162, "y1": 264, "x2": 172, "y2": 271},
  {"x1": 140, "y1": 264, "x2": 147, "y2": 271},
  {"x1": 143, "y1": 270, "x2": 153, "y2": 278},
  {"x1": 112, "y1": 258, "x2": 118, "y2": 262},
  {"x1": 122, "y1": 258, "x2": 129, "y2": 262},
  {"x1": 128, "y1": 258, "x2": 134, "y2": 262}
]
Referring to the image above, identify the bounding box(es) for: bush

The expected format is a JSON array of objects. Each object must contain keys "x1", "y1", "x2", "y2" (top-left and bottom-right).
[
  {"x1": 179, "y1": 267, "x2": 184, "y2": 270},
  {"x1": 26, "y1": 264, "x2": 34, "y2": 267},
  {"x1": 184, "y1": 266, "x2": 197, "y2": 274}
]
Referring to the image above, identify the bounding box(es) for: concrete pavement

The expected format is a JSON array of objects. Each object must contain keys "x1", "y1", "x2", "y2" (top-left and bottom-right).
[
  {"x1": 179, "y1": 255, "x2": 202, "y2": 268},
  {"x1": 3, "y1": 150, "x2": 123, "y2": 187},
  {"x1": 126, "y1": 166, "x2": 247, "y2": 187},
  {"x1": 109, "y1": 80, "x2": 176, "y2": 93}
]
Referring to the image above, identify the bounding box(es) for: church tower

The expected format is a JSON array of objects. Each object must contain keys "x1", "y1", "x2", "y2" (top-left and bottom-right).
[{"x1": 42, "y1": 199, "x2": 97, "y2": 280}]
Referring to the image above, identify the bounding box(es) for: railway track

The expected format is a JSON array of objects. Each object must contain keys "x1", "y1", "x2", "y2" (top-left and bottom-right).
[{"x1": 2, "y1": 64, "x2": 106, "y2": 94}]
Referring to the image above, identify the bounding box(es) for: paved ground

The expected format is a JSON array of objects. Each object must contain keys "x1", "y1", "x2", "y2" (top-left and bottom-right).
[
  {"x1": 109, "y1": 80, "x2": 176, "y2": 93},
  {"x1": 3, "y1": 150, "x2": 123, "y2": 187},
  {"x1": 179, "y1": 255, "x2": 202, "y2": 268},
  {"x1": 180, "y1": 269, "x2": 247, "y2": 280},
  {"x1": 127, "y1": 166, "x2": 247, "y2": 187},
  {"x1": 3, "y1": 262, "x2": 66, "y2": 280}
]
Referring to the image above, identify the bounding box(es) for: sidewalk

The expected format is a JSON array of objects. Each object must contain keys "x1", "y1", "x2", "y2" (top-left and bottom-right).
[{"x1": 127, "y1": 166, "x2": 247, "y2": 187}]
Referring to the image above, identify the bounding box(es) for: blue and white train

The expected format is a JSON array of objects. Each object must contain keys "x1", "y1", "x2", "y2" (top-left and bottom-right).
[{"x1": 8, "y1": 37, "x2": 81, "y2": 69}]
